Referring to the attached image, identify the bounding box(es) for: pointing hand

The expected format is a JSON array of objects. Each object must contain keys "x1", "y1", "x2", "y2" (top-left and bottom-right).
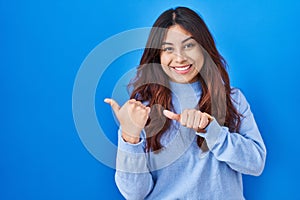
[
  {"x1": 163, "y1": 109, "x2": 213, "y2": 133},
  {"x1": 104, "y1": 98, "x2": 150, "y2": 143}
]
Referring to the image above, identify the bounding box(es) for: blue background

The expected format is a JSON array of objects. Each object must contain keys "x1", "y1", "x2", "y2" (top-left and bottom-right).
[{"x1": 1, "y1": 0, "x2": 299, "y2": 199}]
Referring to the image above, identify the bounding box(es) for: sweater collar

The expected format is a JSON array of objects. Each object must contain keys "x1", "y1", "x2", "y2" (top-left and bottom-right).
[{"x1": 169, "y1": 80, "x2": 202, "y2": 94}]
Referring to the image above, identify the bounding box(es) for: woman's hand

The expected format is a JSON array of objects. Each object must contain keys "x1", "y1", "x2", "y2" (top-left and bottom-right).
[
  {"x1": 104, "y1": 98, "x2": 150, "y2": 144},
  {"x1": 163, "y1": 109, "x2": 213, "y2": 133}
]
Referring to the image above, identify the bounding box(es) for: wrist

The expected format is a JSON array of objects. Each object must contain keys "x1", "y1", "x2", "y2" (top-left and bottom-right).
[
  {"x1": 204, "y1": 113, "x2": 213, "y2": 123},
  {"x1": 121, "y1": 131, "x2": 140, "y2": 144}
]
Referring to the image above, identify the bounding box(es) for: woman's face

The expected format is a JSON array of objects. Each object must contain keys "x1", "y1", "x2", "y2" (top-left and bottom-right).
[{"x1": 160, "y1": 25, "x2": 204, "y2": 83}]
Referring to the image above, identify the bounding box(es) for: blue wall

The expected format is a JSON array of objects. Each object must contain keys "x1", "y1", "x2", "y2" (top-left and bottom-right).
[{"x1": 1, "y1": 0, "x2": 299, "y2": 199}]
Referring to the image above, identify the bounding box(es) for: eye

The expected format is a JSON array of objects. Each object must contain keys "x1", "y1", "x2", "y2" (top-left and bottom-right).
[
  {"x1": 184, "y1": 43, "x2": 195, "y2": 49},
  {"x1": 162, "y1": 46, "x2": 174, "y2": 53}
]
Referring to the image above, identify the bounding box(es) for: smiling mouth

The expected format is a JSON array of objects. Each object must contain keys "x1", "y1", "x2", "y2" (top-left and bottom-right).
[{"x1": 170, "y1": 64, "x2": 192, "y2": 73}]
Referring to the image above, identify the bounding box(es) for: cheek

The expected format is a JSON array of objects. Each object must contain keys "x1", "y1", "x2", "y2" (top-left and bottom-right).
[
  {"x1": 160, "y1": 53, "x2": 171, "y2": 66},
  {"x1": 160, "y1": 54, "x2": 170, "y2": 75},
  {"x1": 196, "y1": 54, "x2": 204, "y2": 68},
  {"x1": 190, "y1": 49, "x2": 204, "y2": 69}
]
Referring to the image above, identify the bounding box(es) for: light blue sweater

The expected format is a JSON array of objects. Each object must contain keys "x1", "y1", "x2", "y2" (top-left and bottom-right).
[{"x1": 115, "y1": 81, "x2": 266, "y2": 200}]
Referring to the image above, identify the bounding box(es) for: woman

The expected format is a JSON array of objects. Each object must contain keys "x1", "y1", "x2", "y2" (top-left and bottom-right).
[{"x1": 105, "y1": 6, "x2": 266, "y2": 200}]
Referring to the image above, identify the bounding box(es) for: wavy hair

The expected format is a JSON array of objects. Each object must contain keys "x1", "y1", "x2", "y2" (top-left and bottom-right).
[{"x1": 128, "y1": 7, "x2": 242, "y2": 152}]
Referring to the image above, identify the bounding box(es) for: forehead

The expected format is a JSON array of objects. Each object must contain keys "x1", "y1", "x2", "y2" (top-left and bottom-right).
[{"x1": 164, "y1": 25, "x2": 192, "y2": 42}]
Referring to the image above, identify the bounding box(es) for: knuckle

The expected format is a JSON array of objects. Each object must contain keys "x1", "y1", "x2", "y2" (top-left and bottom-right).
[
  {"x1": 188, "y1": 109, "x2": 195, "y2": 115},
  {"x1": 181, "y1": 121, "x2": 186, "y2": 126},
  {"x1": 186, "y1": 124, "x2": 193, "y2": 128},
  {"x1": 127, "y1": 104, "x2": 134, "y2": 110},
  {"x1": 182, "y1": 109, "x2": 189, "y2": 115},
  {"x1": 140, "y1": 108, "x2": 147, "y2": 113}
]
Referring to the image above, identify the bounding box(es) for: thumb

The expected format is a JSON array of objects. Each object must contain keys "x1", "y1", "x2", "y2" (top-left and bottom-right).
[
  {"x1": 163, "y1": 110, "x2": 180, "y2": 121},
  {"x1": 104, "y1": 98, "x2": 120, "y2": 114}
]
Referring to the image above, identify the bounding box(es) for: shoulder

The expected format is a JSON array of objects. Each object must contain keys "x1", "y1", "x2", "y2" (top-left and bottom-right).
[
  {"x1": 230, "y1": 87, "x2": 248, "y2": 101},
  {"x1": 230, "y1": 87, "x2": 251, "y2": 114}
]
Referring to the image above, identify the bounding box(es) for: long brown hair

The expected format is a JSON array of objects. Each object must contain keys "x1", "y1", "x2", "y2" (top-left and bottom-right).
[{"x1": 128, "y1": 7, "x2": 242, "y2": 152}]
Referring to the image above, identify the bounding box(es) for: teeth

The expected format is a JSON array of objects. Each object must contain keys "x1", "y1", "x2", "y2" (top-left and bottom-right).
[{"x1": 174, "y1": 65, "x2": 190, "y2": 71}]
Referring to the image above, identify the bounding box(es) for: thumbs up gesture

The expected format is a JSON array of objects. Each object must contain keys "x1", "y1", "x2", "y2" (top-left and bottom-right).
[
  {"x1": 104, "y1": 98, "x2": 151, "y2": 144},
  {"x1": 163, "y1": 109, "x2": 213, "y2": 133}
]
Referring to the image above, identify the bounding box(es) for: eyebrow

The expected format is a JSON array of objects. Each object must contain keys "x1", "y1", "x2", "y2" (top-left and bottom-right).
[{"x1": 161, "y1": 37, "x2": 194, "y2": 45}]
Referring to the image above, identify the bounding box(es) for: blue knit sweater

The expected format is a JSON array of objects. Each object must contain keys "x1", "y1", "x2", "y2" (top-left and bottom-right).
[{"x1": 115, "y1": 81, "x2": 266, "y2": 200}]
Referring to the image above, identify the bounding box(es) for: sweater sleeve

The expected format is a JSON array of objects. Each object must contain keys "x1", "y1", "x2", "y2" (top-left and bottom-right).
[
  {"x1": 197, "y1": 89, "x2": 267, "y2": 176},
  {"x1": 115, "y1": 128, "x2": 154, "y2": 200}
]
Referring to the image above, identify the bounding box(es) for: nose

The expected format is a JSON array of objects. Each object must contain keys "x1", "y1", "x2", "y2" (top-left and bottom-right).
[{"x1": 174, "y1": 50, "x2": 187, "y2": 63}]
